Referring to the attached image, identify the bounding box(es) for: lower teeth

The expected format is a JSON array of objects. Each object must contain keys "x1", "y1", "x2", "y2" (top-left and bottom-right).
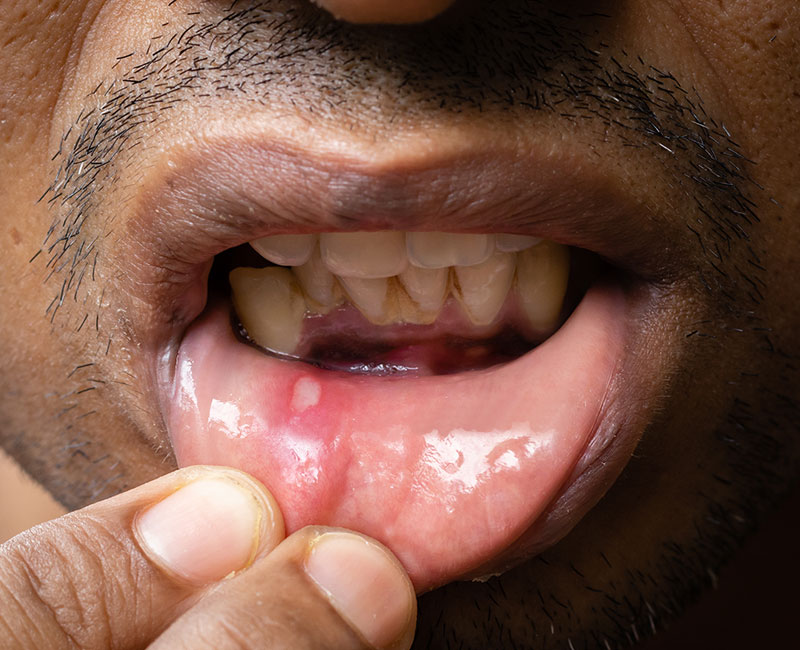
[{"x1": 229, "y1": 267, "x2": 306, "y2": 354}]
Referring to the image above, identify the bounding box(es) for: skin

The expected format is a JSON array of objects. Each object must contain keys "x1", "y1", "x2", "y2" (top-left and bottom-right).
[{"x1": 1, "y1": 0, "x2": 799, "y2": 648}]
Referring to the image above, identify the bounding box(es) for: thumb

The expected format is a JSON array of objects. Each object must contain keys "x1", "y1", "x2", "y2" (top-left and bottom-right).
[{"x1": 0, "y1": 466, "x2": 283, "y2": 650}]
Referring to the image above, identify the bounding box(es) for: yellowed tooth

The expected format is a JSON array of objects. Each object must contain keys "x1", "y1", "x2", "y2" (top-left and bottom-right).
[
  {"x1": 454, "y1": 251, "x2": 515, "y2": 326},
  {"x1": 250, "y1": 233, "x2": 316, "y2": 266},
  {"x1": 229, "y1": 267, "x2": 306, "y2": 355},
  {"x1": 293, "y1": 245, "x2": 343, "y2": 313},
  {"x1": 398, "y1": 265, "x2": 449, "y2": 316},
  {"x1": 338, "y1": 275, "x2": 389, "y2": 324},
  {"x1": 516, "y1": 241, "x2": 570, "y2": 332},
  {"x1": 394, "y1": 282, "x2": 438, "y2": 325},
  {"x1": 321, "y1": 231, "x2": 408, "y2": 278}
]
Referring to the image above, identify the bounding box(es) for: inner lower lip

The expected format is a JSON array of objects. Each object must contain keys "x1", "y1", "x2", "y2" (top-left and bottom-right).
[
  {"x1": 233, "y1": 299, "x2": 539, "y2": 376},
  {"x1": 303, "y1": 329, "x2": 532, "y2": 376},
  {"x1": 165, "y1": 245, "x2": 627, "y2": 592}
]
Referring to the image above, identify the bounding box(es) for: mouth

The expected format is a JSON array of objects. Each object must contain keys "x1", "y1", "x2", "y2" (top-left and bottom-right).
[{"x1": 126, "y1": 117, "x2": 677, "y2": 593}]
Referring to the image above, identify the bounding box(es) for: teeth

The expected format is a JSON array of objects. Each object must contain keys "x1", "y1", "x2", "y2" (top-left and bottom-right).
[
  {"x1": 251, "y1": 234, "x2": 316, "y2": 266},
  {"x1": 496, "y1": 234, "x2": 541, "y2": 253},
  {"x1": 406, "y1": 232, "x2": 494, "y2": 269},
  {"x1": 338, "y1": 276, "x2": 389, "y2": 324},
  {"x1": 516, "y1": 241, "x2": 570, "y2": 332},
  {"x1": 293, "y1": 245, "x2": 343, "y2": 313},
  {"x1": 229, "y1": 267, "x2": 306, "y2": 355},
  {"x1": 398, "y1": 265, "x2": 449, "y2": 315},
  {"x1": 234, "y1": 232, "x2": 570, "y2": 341},
  {"x1": 321, "y1": 232, "x2": 408, "y2": 278},
  {"x1": 454, "y1": 251, "x2": 516, "y2": 326}
]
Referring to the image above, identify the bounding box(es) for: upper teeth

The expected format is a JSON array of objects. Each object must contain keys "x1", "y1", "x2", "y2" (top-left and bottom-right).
[
  {"x1": 321, "y1": 231, "x2": 408, "y2": 278},
  {"x1": 406, "y1": 232, "x2": 494, "y2": 269},
  {"x1": 251, "y1": 232, "x2": 537, "y2": 278},
  {"x1": 250, "y1": 233, "x2": 316, "y2": 266},
  {"x1": 231, "y1": 232, "x2": 569, "y2": 356}
]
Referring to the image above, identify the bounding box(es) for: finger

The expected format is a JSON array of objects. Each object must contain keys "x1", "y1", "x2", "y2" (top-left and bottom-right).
[
  {"x1": 0, "y1": 466, "x2": 283, "y2": 650},
  {"x1": 151, "y1": 527, "x2": 417, "y2": 650},
  {"x1": 311, "y1": 0, "x2": 457, "y2": 24}
]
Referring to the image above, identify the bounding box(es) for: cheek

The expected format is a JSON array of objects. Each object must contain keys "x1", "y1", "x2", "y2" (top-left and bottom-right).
[
  {"x1": 667, "y1": 0, "x2": 800, "y2": 142},
  {"x1": 660, "y1": 0, "x2": 800, "y2": 324},
  {"x1": 0, "y1": 186, "x2": 167, "y2": 507},
  {"x1": 0, "y1": 203, "x2": 61, "y2": 403},
  {"x1": 50, "y1": 0, "x2": 196, "y2": 140}
]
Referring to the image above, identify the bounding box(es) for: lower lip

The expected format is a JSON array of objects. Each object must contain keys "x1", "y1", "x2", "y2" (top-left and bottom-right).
[{"x1": 165, "y1": 282, "x2": 627, "y2": 592}]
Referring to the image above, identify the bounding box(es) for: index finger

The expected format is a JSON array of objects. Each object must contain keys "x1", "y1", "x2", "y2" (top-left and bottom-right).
[{"x1": 0, "y1": 466, "x2": 283, "y2": 650}]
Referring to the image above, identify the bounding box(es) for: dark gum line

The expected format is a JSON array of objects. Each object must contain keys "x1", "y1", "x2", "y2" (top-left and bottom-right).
[{"x1": 211, "y1": 244, "x2": 603, "y2": 376}]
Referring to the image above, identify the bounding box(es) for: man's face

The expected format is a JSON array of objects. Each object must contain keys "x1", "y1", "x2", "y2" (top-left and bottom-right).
[{"x1": 2, "y1": 0, "x2": 798, "y2": 646}]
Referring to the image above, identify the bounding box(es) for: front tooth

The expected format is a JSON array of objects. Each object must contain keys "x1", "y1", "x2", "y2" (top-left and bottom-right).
[
  {"x1": 251, "y1": 234, "x2": 316, "y2": 266},
  {"x1": 293, "y1": 245, "x2": 342, "y2": 312},
  {"x1": 406, "y1": 232, "x2": 494, "y2": 268},
  {"x1": 229, "y1": 267, "x2": 306, "y2": 355},
  {"x1": 339, "y1": 276, "x2": 389, "y2": 323},
  {"x1": 516, "y1": 241, "x2": 570, "y2": 332},
  {"x1": 496, "y1": 234, "x2": 541, "y2": 252},
  {"x1": 399, "y1": 265, "x2": 449, "y2": 314},
  {"x1": 454, "y1": 251, "x2": 515, "y2": 326},
  {"x1": 321, "y1": 232, "x2": 408, "y2": 278}
]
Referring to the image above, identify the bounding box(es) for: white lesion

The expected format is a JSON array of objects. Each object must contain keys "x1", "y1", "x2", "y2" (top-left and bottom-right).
[{"x1": 291, "y1": 376, "x2": 322, "y2": 413}]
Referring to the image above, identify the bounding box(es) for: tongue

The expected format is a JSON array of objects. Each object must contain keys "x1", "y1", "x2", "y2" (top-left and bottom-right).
[{"x1": 167, "y1": 285, "x2": 624, "y2": 592}]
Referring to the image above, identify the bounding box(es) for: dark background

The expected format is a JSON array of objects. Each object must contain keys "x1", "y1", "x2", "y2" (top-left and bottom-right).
[{"x1": 641, "y1": 484, "x2": 800, "y2": 649}]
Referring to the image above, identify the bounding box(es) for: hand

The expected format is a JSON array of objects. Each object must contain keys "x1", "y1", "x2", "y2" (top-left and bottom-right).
[{"x1": 0, "y1": 466, "x2": 416, "y2": 649}]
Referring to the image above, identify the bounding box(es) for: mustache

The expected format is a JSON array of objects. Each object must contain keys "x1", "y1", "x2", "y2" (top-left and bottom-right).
[{"x1": 39, "y1": 0, "x2": 760, "y2": 323}]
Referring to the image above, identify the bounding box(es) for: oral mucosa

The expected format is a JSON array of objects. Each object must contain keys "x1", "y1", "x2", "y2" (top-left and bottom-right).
[{"x1": 229, "y1": 232, "x2": 570, "y2": 371}]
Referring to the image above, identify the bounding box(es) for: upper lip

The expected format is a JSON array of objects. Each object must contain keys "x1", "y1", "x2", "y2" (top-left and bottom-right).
[{"x1": 119, "y1": 116, "x2": 681, "y2": 356}]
